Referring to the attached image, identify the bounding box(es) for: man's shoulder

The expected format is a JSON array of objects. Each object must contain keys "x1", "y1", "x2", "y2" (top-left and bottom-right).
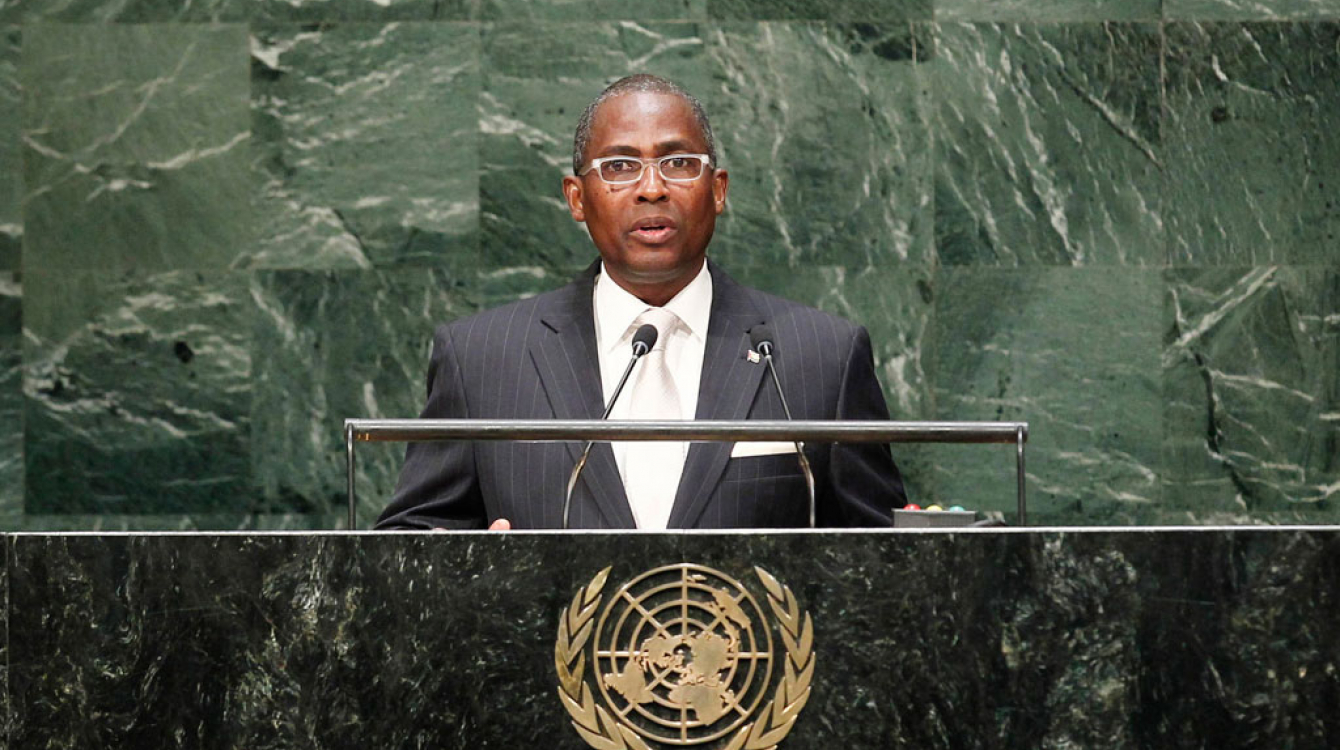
[
  {"x1": 732, "y1": 282, "x2": 864, "y2": 339},
  {"x1": 433, "y1": 279, "x2": 580, "y2": 340}
]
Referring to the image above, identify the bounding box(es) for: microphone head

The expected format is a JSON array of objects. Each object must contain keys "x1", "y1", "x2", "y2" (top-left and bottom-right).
[
  {"x1": 631, "y1": 323, "x2": 658, "y2": 356},
  {"x1": 749, "y1": 324, "x2": 774, "y2": 356}
]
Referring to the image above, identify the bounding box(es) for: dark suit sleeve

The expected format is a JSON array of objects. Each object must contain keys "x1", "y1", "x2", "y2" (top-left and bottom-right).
[
  {"x1": 819, "y1": 325, "x2": 907, "y2": 526},
  {"x1": 374, "y1": 325, "x2": 487, "y2": 530}
]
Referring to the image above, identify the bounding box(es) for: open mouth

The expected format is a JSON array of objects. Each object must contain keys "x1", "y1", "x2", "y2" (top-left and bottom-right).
[{"x1": 630, "y1": 218, "x2": 678, "y2": 243}]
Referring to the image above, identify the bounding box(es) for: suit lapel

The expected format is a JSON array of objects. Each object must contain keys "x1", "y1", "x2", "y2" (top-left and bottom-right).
[
  {"x1": 529, "y1": 262, "x2": 636, "y2": 529},
  {"x1": 666, "y1": 265, "x2": 767, "y2": 528}
]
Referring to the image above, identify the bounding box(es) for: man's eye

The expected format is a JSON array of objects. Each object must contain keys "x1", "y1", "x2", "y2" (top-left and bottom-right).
[
  {"x1": 665, "y1": 157, "x2": 691, "y2": 169},
  {"x1": 606, "y1": 159, "x2": 639, "y2": 172}
]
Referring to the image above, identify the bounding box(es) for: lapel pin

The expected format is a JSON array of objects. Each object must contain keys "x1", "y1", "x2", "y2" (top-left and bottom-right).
[{"x1": 746, "y1": 349, "x2": 761, "y2": 363}]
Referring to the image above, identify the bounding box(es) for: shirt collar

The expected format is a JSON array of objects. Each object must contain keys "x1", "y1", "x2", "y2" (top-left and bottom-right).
[{"x1": 594, "y1": 261, "x2": 713, "y2": 354}]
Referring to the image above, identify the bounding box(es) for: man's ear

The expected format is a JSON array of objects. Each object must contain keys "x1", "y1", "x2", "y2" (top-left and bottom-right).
[
  {"x1": 562, "y1": 175, "x2": 586, "y2": 222},
  {"x1": 711, "y1": 168, "x2": 729, "y2": 215}
]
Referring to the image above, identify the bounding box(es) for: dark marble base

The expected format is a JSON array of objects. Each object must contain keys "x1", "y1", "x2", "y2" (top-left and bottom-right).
[{"x1": 4, "y1": 529, "x2": 1340, "y2": 748}]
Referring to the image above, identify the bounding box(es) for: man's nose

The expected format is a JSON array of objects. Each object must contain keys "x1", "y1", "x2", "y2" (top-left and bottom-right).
[{"x1": 634, "y1": 162, "x2": 669, "y2": 202}]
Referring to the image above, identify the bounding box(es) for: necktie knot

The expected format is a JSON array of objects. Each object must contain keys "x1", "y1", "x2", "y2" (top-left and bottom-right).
[{"x1": 634, "y1": 307, "x2": 681, "y2": 352}]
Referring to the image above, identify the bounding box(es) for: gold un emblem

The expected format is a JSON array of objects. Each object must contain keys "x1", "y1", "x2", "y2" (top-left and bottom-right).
[{"x1": 555, "y1": 564, "x2": 814, "y2": 750}]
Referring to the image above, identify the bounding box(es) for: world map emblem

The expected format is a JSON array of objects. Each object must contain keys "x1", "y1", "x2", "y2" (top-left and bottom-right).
[{"x1": 555, "y1": 564, "x2": 814, "y2": 750}]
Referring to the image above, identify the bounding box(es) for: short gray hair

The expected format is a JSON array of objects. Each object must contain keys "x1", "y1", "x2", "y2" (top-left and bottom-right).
[{"x1": 571, "y1": 74, "x2": 718, "y2": 175}]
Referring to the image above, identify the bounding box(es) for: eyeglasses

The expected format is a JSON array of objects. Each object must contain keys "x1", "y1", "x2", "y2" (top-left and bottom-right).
[{"x1": 578, "y1": 154, "x2": 712, "y2": 184}]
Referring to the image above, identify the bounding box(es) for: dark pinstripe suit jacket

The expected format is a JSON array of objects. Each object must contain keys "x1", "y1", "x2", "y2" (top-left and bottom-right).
[{"x1": 375, "y1": 260, "x2": 906, "y2": 529}]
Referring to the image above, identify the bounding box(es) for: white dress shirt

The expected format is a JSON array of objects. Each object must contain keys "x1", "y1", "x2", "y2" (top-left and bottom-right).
[{"x1": 593, "y1": 262, "x2": 713, "y2": 521}]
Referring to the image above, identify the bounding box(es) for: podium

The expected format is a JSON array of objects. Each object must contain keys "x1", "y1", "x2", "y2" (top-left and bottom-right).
[{"x1": 6, "y1": 528, "x2": 1340, "y2": 748}]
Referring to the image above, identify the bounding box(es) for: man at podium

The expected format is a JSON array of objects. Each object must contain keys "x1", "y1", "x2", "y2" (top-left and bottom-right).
[{"x1": 376, "y1": 74, "x2": 906, "y2": 530}]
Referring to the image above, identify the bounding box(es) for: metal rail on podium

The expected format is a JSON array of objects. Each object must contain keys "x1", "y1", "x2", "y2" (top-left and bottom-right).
[{"x1": 342, "y1": 419, "x2": 1029, "y2": 529}]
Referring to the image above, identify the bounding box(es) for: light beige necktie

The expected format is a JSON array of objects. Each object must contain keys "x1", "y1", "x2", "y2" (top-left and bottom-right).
[{"x1": 623, "y1": 307, "x2": 686, "y2": 529}]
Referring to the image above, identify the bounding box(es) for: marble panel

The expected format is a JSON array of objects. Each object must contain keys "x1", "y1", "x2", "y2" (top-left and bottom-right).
[
  {"x1": 1163, "y1": 267, "x2": 1340, "y2": 523},
  {"x1": 4, "y1": 532, "x2": 661, "y2": 747},
  {"x1": 21, "y1": 23, "x2": 251, "y2": 273},
  {"x1": 0, "y1": 274, "x2": 19, "y2": 525},
  {"x1": 936, "y1": 0, "x2": 1159, "y2": 20},
  {"x1": 251, "y1": 269, "x2": 498, "y2": 525},
  {"x1": 1164, "y1": 22, "x2": 1340, "y2": 266},
  {"x1": 932, "y1": 23, "x2": 1164, "y2": 267},
  {"x1": 7, "y1": 531, "x2": 1340, "y2": 746},
  {"x1": 0, "y1": 537, "x2": 6, "y2": 742},
  {"x1": 0, "y1": 538, "x2": 6, "y2": 743},
  {"x1": 22, "y1": 270, "x2": 252, "y2": 515},
  {"x1": 0, "y1": 0, "x2": 244, "y2": 22},
  {"x1": 247, "y1": 0, "x2": 473, "y2": 23},
  {"x1": 932, "y1": 267, "x2": 1163, "y2": 523},
  {"x1": 0, "y1": 0, "x2": 480, "y2": 22},
  {"x1": 1128, "y1": 530, "x2": 1340, "y2": 747},
  {"x1": 7, "y1": 535, "x2": 162, "y2": 743},
  {"x1": 1165, "y1": 0, "x2": 1340, "y2": 20},
  {"x1": 482, "y1": 0, "x2": 704, "y2": 21},
  {"x1": 705, "y1": 23, "x2": 933, "y2": 273},
  {"x1": 708, "y1": 0, "x2": 930, "y2": 21},
  {"x1": 0, "y1": 26, "x2": 17, "y2": 271},
  {"x1": 249, "y1": 22, "x2": 480, "y2": 271},
  {"x1": 479, "y1": 22, "x2": 712, "y2": 278}
]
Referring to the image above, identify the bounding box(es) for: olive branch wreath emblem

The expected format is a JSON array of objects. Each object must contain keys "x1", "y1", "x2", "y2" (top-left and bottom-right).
[{"x1": 555, "y1": 566, "x2": 814, "y2": 750}]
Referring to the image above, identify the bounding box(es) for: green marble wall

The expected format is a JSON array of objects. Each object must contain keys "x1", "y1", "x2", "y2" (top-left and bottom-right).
[{"x1": 0, "y1": 1, "x2": 1335, "y2": 529}]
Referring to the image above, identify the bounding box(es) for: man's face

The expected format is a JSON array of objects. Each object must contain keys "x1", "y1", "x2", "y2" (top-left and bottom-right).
[{"x1": 563, "y1": 91, "x2": 729, "y2": 306}]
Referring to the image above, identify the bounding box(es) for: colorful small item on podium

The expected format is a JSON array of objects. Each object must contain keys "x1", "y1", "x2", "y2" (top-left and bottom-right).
[
  {"x1": 949, "y1": 505, "x2": 965, "y2": 512},
  {"x1": 892, "y1": 506, "x2": 977, "y2": 527}
]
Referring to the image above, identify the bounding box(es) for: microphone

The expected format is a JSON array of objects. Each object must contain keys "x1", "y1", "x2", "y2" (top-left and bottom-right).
[
  {"x1": 562, "y1": 324, "x2": 658, "y2": 529},
  {"x1": 748, "y1": 325, "x2": 817, "y2": 528}
]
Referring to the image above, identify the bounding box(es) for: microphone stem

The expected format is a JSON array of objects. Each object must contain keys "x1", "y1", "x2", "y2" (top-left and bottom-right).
[
  {"x1": 603, "y1": 351, "x2": 643, "y2": 420},
  {"x1": 798, "y1": 447, "x2": 816, "y2": 529},
  {"x1": 562, "y1": 449, "x2": 592, "y2": 530},
  {"x1": 563, "y1": 350, "x2": 645, "y2": 530},
  {"x1": 762, "y1": 352, "x2": 817, "y2": 528},
  {"x1": 763, "y1": 352, "x2": 794, "y2": 422}
]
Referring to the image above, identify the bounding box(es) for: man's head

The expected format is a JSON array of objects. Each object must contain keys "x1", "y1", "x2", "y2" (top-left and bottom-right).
[
  {"x1": 563, "y1": 75, "x2": 729, "y2": 307},
  {"x1": 571, "y1": 75, "x2": 718, "y2": 175}
]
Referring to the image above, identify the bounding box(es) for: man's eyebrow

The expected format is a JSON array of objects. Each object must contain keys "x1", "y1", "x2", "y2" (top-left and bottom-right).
[
  {"x1": 597, "y1": 144, "x2": 643, "y2": 157},
  {"x1": 654, "y1": 139, "x2": 697, "y2": 154}
]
